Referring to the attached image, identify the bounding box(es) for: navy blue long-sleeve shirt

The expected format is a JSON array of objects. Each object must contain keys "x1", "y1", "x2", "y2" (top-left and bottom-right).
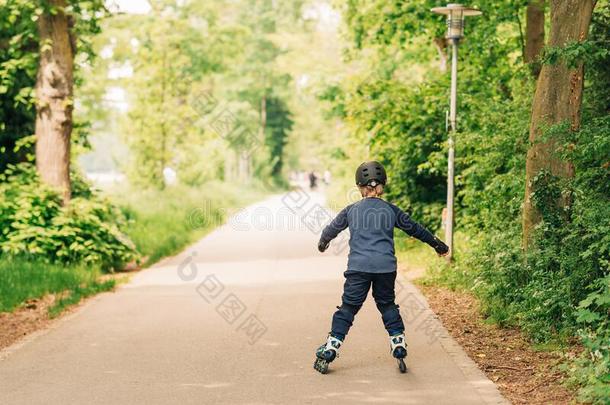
[{"x1": 320, "y1": 197, "x2": 441, "y2": 273}]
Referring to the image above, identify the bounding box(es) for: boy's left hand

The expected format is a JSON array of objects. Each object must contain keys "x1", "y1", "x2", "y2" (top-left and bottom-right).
[{"x1": 433, "y1": 239, "x2": 449, "y2": 256}]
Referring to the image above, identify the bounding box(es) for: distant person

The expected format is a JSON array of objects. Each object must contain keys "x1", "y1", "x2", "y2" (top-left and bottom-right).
[
  {"x1": 313, "y1": 161, "x2": 449, "y2": 374},
  {"x1": 323, "y1": 170, "x2": 331, "y2": 185},
  {"x1": 308, "y1": 171, "x2": 318, "y2": 190}
]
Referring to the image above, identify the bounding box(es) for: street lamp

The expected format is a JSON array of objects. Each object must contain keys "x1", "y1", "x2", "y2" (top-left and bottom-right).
[{"x1": 431, "y1": 3, "x2": 482, "y2": 262}]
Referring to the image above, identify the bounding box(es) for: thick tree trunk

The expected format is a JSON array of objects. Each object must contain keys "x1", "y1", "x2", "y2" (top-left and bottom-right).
[
  {"x1": 524, "y1": 0, "x2": 545, "y2": 77},
  {"x1": 35, "y1": 0, "x2": 74, "y2": 204},
  {"x1": 522, "y1": 0, "x2": 595, "y2": 248}
]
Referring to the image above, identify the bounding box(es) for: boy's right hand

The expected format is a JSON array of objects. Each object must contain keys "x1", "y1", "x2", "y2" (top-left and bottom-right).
[{"x1": 318, "y1": 240, "x2": 329, "y2": 253}]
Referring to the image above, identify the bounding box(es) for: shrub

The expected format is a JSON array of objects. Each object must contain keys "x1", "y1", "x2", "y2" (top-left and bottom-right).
[
  {"x1": 0, "y1": 163, "x2": 137, "y2": 270},
  {"x1": 568, "y1": 275, "x2": 610, "y2": 404}
]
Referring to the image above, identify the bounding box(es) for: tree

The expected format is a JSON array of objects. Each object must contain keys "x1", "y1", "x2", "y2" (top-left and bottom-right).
[
  {"x1": 219, "y1": 0, "x2": 296, "y2": 182},
  {"x1": 264, "y1": 96, "x2": 293, "y2": 180},
  {"x1": 0, "y1": 1, "x2": 104, "y2": 201},
  {"x1": 35, "y1": 0, "x2": 75, "y2": 203},
  {"x1": 522, "y1": 0, "x2": 596, "y2": 247},
  {"x1": 115, "y1": 0, "x2": 232, "y2": 188}
]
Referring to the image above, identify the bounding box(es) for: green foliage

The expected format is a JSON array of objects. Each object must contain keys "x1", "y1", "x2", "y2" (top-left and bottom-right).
[
  {"x1": 337, "y1": 0, "x2": 610, "y2": 401},
  {"x1": 88, "y1": 0, "x2": 299, "y2": 188},
  {"x1": 568, "y1": 275, "x2": 610, "y2": 404},
  {"x1": 0, "y1": 2, "x2": 39, "y2": 169},
  {"x1": 112, "y1": 1, "x2": 232, "y2": 188},
  {"x1": 0, "y1": 163, "x2": 137, "y2": 270},
  {"x1": 584, "y1": 2, "x2": 610, "y2": 119},
  {"x1": 542, "y1": 39, "x2": 610, "y2": 68},
  {"x1": 0, "y1": 0, "x2": 107, "y2": 170},
  {"x1": 0, "y1": 257, "x2": 114, "y2": 313},
  {"x1": 363, "y1": 77, "x2": 448, "y2": 226},
  {"x1": 542, "y1": 3, "x2": 610, "y2": 71},
  {"x1": 264, "y1": 96, "x2": 293, "y2": 182},
  {"x1": 327, "y1": 0, "x2": 524, "y2": 228},
  {"x1": 432, "y1": 81, "x2": 610, "y2": 404}
]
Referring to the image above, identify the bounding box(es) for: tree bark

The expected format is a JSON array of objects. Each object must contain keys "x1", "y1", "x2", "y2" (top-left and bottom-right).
[
  {"x1": 522, "y1": 0, "x2": 595, "y2": 248},
  {"x1": 35, "y1": 0, "x2": 74, "y2": 204},
  {"x1": 524, "y1": 0, "x2": 545, "y2": 77}
]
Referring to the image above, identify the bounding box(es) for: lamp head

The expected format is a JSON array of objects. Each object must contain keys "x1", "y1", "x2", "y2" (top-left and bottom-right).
[{"x1": 431, "y1": 3, "x2": 482, "y2": 40}]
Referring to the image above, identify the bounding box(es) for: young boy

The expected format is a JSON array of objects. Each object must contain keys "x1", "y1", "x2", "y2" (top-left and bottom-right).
[{"x1": 314, "y1": 161, "x2": 449, "y2": 374}]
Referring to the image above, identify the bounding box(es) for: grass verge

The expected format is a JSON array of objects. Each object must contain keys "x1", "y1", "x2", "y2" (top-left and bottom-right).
[
  {"x1": 0, "y1": 258, "x2": 115, "y2": 313},
  {"x1": 1, "y1": 181, "x2": 270, "y2": 316},
  {"x1": 110, "y1": 181, "x2": 269, "y2": 266},
  {"x1": 395, "y1": 235, "x2": 442, "y2": 271}
]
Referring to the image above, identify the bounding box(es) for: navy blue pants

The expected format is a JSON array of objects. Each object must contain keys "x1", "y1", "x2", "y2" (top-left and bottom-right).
[{"x1": 330, "y1": 271, "x2": 404, "y2": 340}]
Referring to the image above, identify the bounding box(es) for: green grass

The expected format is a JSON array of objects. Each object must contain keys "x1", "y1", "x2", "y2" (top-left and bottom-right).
[
  {"x1": 415, "y1": 231, "x2": 478, "y2": 290},
  {"x1": 395, "y1": 235, "x2": 440, "y2": 271},
  {"x1": 47, "y1": 278, "x2": 116, "y2": 318},
  {"x1": 109, "y1": 181, "x2": 269, "y2": 266},
  {"x1": 0, "y1": 258, "x2": 115, "y2": 313},
  {"x1": 0, "y1": 181, "x2": 270, "y2": 315}
]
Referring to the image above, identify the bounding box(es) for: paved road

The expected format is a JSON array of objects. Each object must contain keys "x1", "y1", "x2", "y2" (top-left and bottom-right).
[{"x1": 0, "y1": 193, "x2": 508, "y2": 404}]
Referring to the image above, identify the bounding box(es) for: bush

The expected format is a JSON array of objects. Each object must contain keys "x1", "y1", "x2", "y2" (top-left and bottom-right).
[
  {"x1": 0, "y1": 163, "x2": 137, "y2": 270},
  {"x1": 568, "y1": 275, "x2": 610, "y2": 404},
  {"x1": 441, "y1": 114, "x2": 610, "y2": 403}
]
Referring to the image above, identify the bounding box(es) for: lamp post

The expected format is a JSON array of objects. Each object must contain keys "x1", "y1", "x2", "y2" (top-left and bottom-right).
[{"x1": 431, "y1": 3, "x2": 482, "y2": 261}]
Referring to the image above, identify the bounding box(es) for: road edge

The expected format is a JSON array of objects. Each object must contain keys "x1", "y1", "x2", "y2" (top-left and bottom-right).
[{"x1": 398, "y1": 272, "x2": 510, "y2": 405}]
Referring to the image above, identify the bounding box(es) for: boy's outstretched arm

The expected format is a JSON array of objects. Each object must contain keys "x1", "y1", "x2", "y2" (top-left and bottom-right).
[
  {"x1": 318, "y1": 206, "x2": 350, "y2": 252},
  {"x1": 392, "y1": 205, "x2": 449, "y2": 256}
]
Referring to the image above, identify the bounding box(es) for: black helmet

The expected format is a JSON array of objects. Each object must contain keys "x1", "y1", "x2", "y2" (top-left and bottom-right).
[{"x1": 355, "y1": 161, "x2": 387, "y2": 187}]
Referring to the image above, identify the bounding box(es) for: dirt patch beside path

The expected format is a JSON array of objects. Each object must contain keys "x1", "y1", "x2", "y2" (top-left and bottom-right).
[
  {"x1": 418, "y1": 284, "x2": 578, "y2": 405},
  {"x1": 0, "y1": 295, "x2": 55, "y2": 350},
  {"x1": 0, "y1": 273, "x2": 130, "y2": 352}
]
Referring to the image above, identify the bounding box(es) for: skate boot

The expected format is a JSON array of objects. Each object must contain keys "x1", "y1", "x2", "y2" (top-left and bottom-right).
[
  {"x1": 313, "y1": 335, "x2": 342, "y2": 374},
  {"x1": 390, "y1": 333, "x2": 408, "y2": 373}
]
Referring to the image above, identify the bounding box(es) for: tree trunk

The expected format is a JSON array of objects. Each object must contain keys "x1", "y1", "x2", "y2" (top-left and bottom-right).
[
  {"x1": 524, "y1": 0, "x2": 546, "y2": 77},
  {"x1": 35, "y1": 0, "x2": 74, "y2": 204},
  {"x1": 238, "y1": 151, "x2": 249, "y2": 182},
  {"x1": 252, "y1": 95, "x2": 267, "y2": 181},
  {"x1": 522, "y1": 0, "x2": 595, "y2": 248},
  {"x1": 224, "y1": 152, "x2": 234, "y2": 181}
]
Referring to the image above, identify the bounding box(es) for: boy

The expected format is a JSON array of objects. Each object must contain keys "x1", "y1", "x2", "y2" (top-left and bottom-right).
[{"x1": 314, "y1": 161, "x2": 449, "y2": 374}]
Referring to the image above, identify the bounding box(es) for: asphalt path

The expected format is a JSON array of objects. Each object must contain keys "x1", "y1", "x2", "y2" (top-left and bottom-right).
[{"x1": 0, "y1": 192, "x2": 508, "y2": 404}]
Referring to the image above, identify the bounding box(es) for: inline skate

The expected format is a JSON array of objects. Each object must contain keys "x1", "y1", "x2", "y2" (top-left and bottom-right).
[{"x1": 313, "y1": 335, "x2": 342, "y2": 374}]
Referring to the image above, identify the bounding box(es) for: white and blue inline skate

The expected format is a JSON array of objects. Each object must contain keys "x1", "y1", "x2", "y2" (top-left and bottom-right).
[
  {"x1": 390, "y1": 333, "x2": 408, "y2": 373},
  {"x1": 313, "y1": 335, "x2": 342, "y2": 374}
]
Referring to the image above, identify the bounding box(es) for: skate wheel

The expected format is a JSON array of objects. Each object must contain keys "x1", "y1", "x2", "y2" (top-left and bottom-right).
[
  {"x1": 314, "y1": 358, "x2": 329, "y2": 374},
  {"x1": 398, "y1": 358, "x2": 407, "y2": 374}
]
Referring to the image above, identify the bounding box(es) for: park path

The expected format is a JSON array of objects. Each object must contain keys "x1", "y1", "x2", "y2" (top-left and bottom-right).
[{"x1": 0, "y1": 191, "x2": 508, "y2": 404}]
